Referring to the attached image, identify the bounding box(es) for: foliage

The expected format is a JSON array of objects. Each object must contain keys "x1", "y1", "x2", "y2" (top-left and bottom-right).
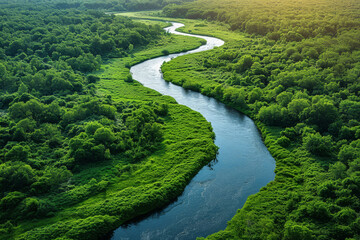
[
  {"x1": 0, "y1": 4, "x2": 215, "y2": 240},
  {"x1": 158, "y1": 1, "x2": 360, "y2": 238},
  {"x1": 163, "y1": 0, "x2": 360, "y2": 39}
]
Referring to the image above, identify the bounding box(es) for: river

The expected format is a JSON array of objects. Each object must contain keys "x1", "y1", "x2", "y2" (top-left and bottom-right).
[{"x1": 110, "y1": 22, "x2": 275, "y2": 240}]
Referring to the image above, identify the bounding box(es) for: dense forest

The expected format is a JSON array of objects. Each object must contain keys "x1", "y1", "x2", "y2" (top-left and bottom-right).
[
  {"x1": 2, "y1": 0, "x2": 360, "y2": 239},
  {"x1": 1, "y1": 0, "x2": 195, "y2": 12},
  {"x1": 0, "y1": 2, "x2": 217, "y2": 239},
  {"x1": 160, "y1": 0, "x2": 360, "y2": 239},
  {"x1": 0, "y1": 4, "x2": 164, "y2": 236}
]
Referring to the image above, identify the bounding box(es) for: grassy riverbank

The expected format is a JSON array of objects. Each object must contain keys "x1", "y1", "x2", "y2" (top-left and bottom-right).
[
  {"x1": 125, "y1": 8, "x2": 360, "y2": 240},
  {"x1": 0, "y1": 14, "x2": 218, "y2": 239}
]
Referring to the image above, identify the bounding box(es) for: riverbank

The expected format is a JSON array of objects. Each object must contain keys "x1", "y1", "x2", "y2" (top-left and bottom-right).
[
  {"x1": 159, "y1": 19, "x2": 306, "y2": 240},
  {"x1": 150, "y1": 11, "x2": 356, "y2": 240},
  {"x1": 109, "y1": 22, "x2": 274, "y2": 239},
  {"x1": 5, "y1": 22, "x2": 218, "y2": 240},
  {"x1": 119, "y1": 12, "x2": 290, "y2": 239}
]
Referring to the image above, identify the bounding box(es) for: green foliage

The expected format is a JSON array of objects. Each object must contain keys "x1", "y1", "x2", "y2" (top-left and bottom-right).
[
  {"x1": 4, "y1": 145, "x2": 28, "y2": 162},
  {"x1": 0, "y1": 7, "x2": 216, "y2": 240},
  {"x1": 0, "y1": 162, "x2": 35, "y2": 192},
  {"x1": 283, "y1": 221, "x2": 313, "y2": 240},
  {"x1": 158, "y1": 2, "x2": 360, "y2": 238},
  {"x1": 233, "y1": 55, "x2": 253, "y2": 73},
  {"x1": 302, "y1": 98, "x2": 339, "y2": 131},
  {"x1": 303, "y1": 133, "x2": 333, "y2": 156},
  {"x1": 258, "y1": 104, "x2": 288, "y2": 127},
  {"x1": 163, "y1": 0, "x2": 360, "y2": 40},
  {"x1": 276, "y1": 136, "x2": 291, "y2": 148}
]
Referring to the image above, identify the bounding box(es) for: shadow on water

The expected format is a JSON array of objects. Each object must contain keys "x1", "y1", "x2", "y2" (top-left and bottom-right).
[{"x1": 108, "y1": 22, "x2": 275, "y2": 240}]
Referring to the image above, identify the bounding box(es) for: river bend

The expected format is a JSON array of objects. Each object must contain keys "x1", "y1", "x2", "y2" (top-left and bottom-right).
[{"x1": 111, "y1": 22, "x2": 275, "y2": 240}]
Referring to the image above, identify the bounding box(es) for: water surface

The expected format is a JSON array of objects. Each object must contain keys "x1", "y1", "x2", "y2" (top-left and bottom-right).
[{"x1": 111, "y1": 22, "x2": 275, "y2": 240}]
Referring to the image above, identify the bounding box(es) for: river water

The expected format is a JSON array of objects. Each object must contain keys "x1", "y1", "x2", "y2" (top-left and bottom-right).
[{"x1": 110, "y1": 23, "x2": 275, "y2": 240}]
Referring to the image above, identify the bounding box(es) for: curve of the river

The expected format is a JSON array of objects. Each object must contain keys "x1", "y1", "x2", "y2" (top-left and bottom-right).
[{"x1": 110, "y1": 22, "x2": 275, "y2": 240}]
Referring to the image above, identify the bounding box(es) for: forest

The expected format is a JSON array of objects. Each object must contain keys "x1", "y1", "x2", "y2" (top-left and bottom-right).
[
  {"x1": 1, "y1": 0, "x2": 195, "y2": 12},
  {"x1": 160, "y1": 0, "x2": 360, "y2": 239},
  {"x1": 1, "y1": 0, "x2": 360, "y2": 239},
  {"x1": 0, "y1": 2, "x2": 217, "y2": 239}
]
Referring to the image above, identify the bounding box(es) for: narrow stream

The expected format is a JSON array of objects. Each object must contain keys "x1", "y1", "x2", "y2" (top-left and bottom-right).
[{"x1": 110, "y1": 22, "x2": 275, "y2": 240}]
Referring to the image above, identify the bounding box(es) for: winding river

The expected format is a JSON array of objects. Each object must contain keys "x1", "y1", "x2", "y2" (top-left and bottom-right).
[{"x1": 110, "y1": 23, "x2": 275, "y2": 240}]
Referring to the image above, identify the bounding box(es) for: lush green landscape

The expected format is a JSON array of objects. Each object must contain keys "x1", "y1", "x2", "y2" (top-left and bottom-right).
[
  {"x1": 1, "y1": 0, "x2": 360, "y2": 239},
  {"x1": 160, "y1": 1, "x2": 360, "y2": 239},
  {"x1": 0, "y1": 3, "x2": 218, "y2": 239}
]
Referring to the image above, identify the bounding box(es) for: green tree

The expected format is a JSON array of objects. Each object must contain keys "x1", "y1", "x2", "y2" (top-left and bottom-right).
[
  {"x1": 258, "y1": 104, "x2": 288, "y2": 126},
  {"x1": 0, "y1": 63, "x2": 7, "y2": 77},
  {"x1": 288, "y1": 99, "x2": 310, "y2": 120},
  {"x1": 93, "y1": 127, "x2": 116, "y2": 145},
  {"x1": 276, "y1": 91, "x2": 293, "y2": 107},
  {"x1": 284, "y1": 221, "x2": 313, "y2": 240},
  {"x1": 303, "y1": 133, "x2": 333, "y2": 156},
  {"x1": 5, "y1": 145, "x2": 28, "y2": 162},
  {"x1": 329, "y1": 161, "x2": 347, "y2": 179},
  {"x1": 233, "y1": 55, "x2": 253, "y2": 73},
  {"x1": 302, "y1": 98, "x2": 338, "y2": 131},
  {"x1": 0, "y1": 162, "x2": 35, "y2": 192}
]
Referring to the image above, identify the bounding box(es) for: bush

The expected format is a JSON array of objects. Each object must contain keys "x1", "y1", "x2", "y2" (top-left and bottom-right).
[
  {"x1": 124, "y1": 74, "x2": 134, "y2": 83},
  {"x1": 277, "y1": 136, "x2": 291, "y2": 148},
  {"x1": 162, "y1": 49, "x2": 170, "y2": 55},
  {"x1": 303, "y1": 133, "x2": 333, "y2": 156},
  {"x1": 258, "y1": 104, "x2": 289, "y2": 127},
  {"x1": 284, "y1": 221, "x2": 313, "y2": 240}
]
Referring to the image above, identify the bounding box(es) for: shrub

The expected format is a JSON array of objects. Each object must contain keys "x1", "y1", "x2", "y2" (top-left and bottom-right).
[
  {"x1": 303, "y1": 133, "x2": 333, "y2": 156},
  {"x1": 277, "y1": 136, "x2": 291, "y2": 148}
]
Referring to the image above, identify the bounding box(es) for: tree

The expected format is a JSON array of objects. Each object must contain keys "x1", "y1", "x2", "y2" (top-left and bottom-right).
[
  {"x1": 0, "y1": 162, "x2": 35, "y2": 192},
  {"x1": 42, "y1": 102, "x2": 63, "y2": 123},
  {"x1": 0, "y1": 63, "x2": 7, "y2": 77},
  {"x1": 0, "y1": 191, "x2": 26, "y2": 210},
  {"x1": 93, "y1": 127, "x2": 116, "y2": 145},
  {"x1": 288, "y1": 99, "x2": 310, "y2": 120},
  {"x1": 5, "y1": 145, "x2": 28, "y2": 162},
  {"x1": 318, "y1": 181, "x2": 337, "y2": 199},
  {"x1": 339, "y1": 100, "x2": 360, "y2": 122},
  {"x1": 9, "y1": 99, "x2": 45, "y2": 122},
  {"x1": 128, "y1": 43, "x2": 134, "y2": 52},
  {"x1": 301, "y1": 98, "x2": 338, "y2": 131},
  {"x1": 17, "y1": 82, "x2": 29, "y2": 95},
  {"x1": 338, "y1": 145, "x2": 359, "y2": 164},
  {"x1": 233, "y1": 55, "x2": 253, "y2": 73},
  {"x1": 329, "y1": 161, "x2": 347, "y2": 179},
  {"x1": 303, "y1": 133, "x2": 333, "y2": 156},
  {"x1": 247, "y1": 87, "x2": 262, "y2": 103},
  {"x1": 276, "y1": 91, "x2": 293, "y2": 107},
  {"x1": 283, "y1": 221, "x2": 313, "y2": 240},
  {"x1": 258, "y1": 104, "x2": 289, "y2": 126},
  {"x1": 335, "y1": 208, "x2": 357, "y2": 225},
  {"x1": 85, "y1": 122, "x2": 103, "y2": 135}
]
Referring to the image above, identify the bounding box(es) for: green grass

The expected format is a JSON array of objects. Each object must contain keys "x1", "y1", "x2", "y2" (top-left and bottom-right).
[{"x1": 6, "y1": 19, "x2": 218, "y2": 240}]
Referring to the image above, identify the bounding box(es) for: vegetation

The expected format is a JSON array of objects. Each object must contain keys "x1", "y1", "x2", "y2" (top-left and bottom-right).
[
  {"x1": 0, "y1": 3, "x2": 217, "y2": 239},
  {"x1": 1, "y1": 0, "x2": 195, "y2": 12},
  {"x1": 2, "y1": 0, "x2": 360, "y2": 238},
  {"x1": 158, "y1": 1, "x2": 360, "y2": 239}
]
